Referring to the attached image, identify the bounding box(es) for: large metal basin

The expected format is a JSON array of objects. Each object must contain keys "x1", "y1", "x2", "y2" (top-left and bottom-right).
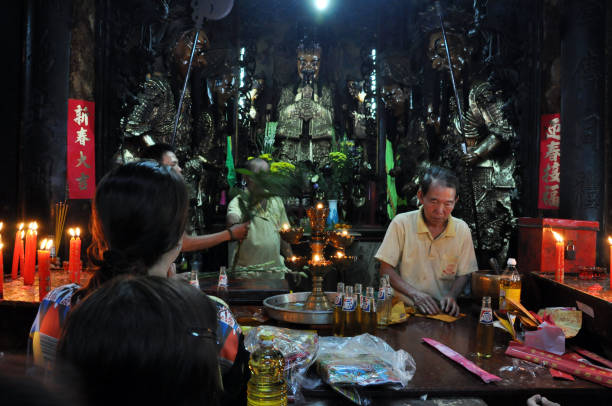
[
  {"x1": 471, "y1": 270, "x2": 501, "y2": 299},
  {"x1": 263, "y1": 291, "x2": 334, "y2": 325}
]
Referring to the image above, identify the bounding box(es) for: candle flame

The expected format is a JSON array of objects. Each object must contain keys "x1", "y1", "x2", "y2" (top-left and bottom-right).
[
  {"x1": 76, "y1": 227, "x2": 81, "y2": 237},
  {"x1": 336, "y1": 251, "x2": 344, "y2": 258},
  {"x1": 341, "y1": 230, "x2": 348, "y2": 236},
  {"x1": 313, "y1": 254, "x2": 321, "y2": 262},
  {"x1": 40, "y1": 239, "x2": 47, "y2": 250},
  {"x1": 316, "y1": 203, "x2": 323, "y2": 209},
  {"x1": 282, "y1": 223, "x2": 290, "y2": 230},
  {"x1": 291, "y1": 255, "x2": 297, "y2": 261},
  {"x1": 608, "y1": 236, "x2": 612, "y2": 245},
  {"x1": 69, "y1": 228, "x2": 75, "y2": 237},
  {"x1": 18, "y1": 223, "x2": 24, "y2": 231},
  {"x1": 20, "y1": 230, "x2": 25, "y2": 239},
  {"x1": 552, "y1": 231, "x2": 564, "y2": 242},
  {"x1": 45, "y1": 239, "x2": 53, "y2": 250},
  {"x1": 0, "y1": 242, "x2": 3, "y2": 250},
  {"x1": 0, "y1": 222, "x2": 3, "y2": 231}
]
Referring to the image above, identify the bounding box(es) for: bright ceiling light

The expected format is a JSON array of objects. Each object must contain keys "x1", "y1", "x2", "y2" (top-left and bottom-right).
[{"x1": 314, "y1": 0, "x2": 329, "y2": 11}]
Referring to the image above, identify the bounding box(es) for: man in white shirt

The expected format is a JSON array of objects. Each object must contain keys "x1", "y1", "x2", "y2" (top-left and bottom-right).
[{"x1": 375, "y1": 166, "x2": 478, "y2": 316}]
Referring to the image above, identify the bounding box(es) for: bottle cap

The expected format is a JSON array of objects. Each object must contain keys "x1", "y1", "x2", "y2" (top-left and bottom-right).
[{"x1": 507, "y1": 258, "x2": 517, "y2": 266}]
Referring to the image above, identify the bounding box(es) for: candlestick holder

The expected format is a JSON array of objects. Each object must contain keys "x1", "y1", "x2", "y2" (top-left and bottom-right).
[
  {"x1": 328, "y1": 230, "x2": 355, "y2": 251},
  {"x1": 305, "y1": 258, "x2": 333, "y2": 310},
  {"x1": 279, "y1": 227, "x2": 304, "y2": 245}
]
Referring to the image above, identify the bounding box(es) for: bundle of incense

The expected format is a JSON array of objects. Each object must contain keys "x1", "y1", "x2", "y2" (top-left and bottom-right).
[
  {"x1": 422, "y1": 338, "x2": 501, "y2": 383},
  {"x1": 505, "y1": 342, "x2": 612, "y2": 388},
  {"x1": 506, "y1": 298, "x2": 540, "y2": 326},
  {"x1": 571, "y1": 346, "x2": 612, "y2": 370},
  {"x1": 54, "y1": 201, "x2": 69, "y2": 255}
]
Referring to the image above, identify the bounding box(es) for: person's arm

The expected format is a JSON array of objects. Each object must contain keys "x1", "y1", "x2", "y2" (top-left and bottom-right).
[
  {"x1": 280, "y1": 240, "x2": 293, "y2": 258},
  {"x1": 440, "y1": 274, "x2": 469, "y2": 317},
  {"x1": 379, "y1": 261, "x2": 440, "y2": 315},
  {"x1": 181, "y1": 222, "x2": 250, "y2": 252}
]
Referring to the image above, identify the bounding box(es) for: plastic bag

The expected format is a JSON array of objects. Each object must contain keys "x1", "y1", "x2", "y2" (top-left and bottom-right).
[
  {"x1": 244, "y1": 325, "x2": 319, "y2": 402},
  {"x1": 316, "y1": 333, "x2": 416, "y2": 389}
]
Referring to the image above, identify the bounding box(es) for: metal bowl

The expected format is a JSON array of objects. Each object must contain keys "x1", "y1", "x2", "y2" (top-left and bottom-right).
[
  {"x1": 471, "y1": 270, "x2": 501, "y2": 299},
  {"x1": 263, "y1": 291, "x2": 334, "y2": 324}
]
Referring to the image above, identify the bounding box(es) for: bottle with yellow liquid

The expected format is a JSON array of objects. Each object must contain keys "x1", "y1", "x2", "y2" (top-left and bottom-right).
[
  {"x1": 361, "y1": 286, "x2": 377, "y2": 334},
  {"x1": 499, "y1": 258, "x2": 521, "y2": 312},
  {"x1": 247, "y1": 334, "x2": 288, "y2": 406},
  {"x1": 354, "y1": 283, "x2": 363, "y2": 332},
  {"x1": 333, "y1": 282, "x2": 345, "y2": 336},
  {"x1": 342, "y1": 285, "x2": 358, "y2": 336}
]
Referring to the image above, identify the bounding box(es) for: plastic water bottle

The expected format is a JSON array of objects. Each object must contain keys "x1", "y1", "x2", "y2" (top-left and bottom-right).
[
  {"x1": 216, "y1": 266, "x2": 230, "y2": 305},
  {"x1": 499, "y1": 258, "x2": 521, "y2": 312},
  {"x1": 247, "y1": 334, "x2": 288, "y2": 406}
]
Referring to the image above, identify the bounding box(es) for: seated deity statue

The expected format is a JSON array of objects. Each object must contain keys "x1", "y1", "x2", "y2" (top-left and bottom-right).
[{"x1": 275, "y1": 40, "x2": 334, "y2": 164}]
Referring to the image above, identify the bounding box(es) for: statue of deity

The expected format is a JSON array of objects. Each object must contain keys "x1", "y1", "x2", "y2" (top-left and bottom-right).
[
  {"x1": 120, "y1": 29, "x2": 221, "y2": 233},
  {"x1": 426, "y1": 26, "x2": 518, "y2": 265},
  {"x1": 275, "y1": 40, "x2": 334, "y2": 164}
]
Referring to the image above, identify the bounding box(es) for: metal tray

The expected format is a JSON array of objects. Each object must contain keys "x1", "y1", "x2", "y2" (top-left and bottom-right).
[{"x1": 263, "y1": 291, "x2": 334, "y2": 325}]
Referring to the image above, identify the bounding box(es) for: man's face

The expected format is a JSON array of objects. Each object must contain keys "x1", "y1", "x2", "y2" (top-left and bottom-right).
[
  {"x1": 417, "y1": 181, "x2": 457, "y2": 227},
  {"x1": 161, "y1": 151, "x2": 182, "y2": 176},
  {"x1": 297, "y1": 51, "x2": 321, "y2": 83},
  {"x1": 246, "y1": 161, "x2": 270, "y2": 194}
]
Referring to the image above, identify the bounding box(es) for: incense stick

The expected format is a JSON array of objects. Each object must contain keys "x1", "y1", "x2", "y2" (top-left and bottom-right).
[{"x1": 54, "y1": 201, "x2": 69, "y2": 255}]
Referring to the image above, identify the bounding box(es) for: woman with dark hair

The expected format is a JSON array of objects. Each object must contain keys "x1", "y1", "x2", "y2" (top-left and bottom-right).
[
  {"x1": 57, "y1": 275, "x2": 222, "y2": 406},
  {"x1": 29, "y1": 161, "x2": 249, "y2": 404}
]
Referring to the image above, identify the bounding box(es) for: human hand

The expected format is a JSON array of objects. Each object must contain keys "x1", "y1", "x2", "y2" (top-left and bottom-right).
[
  {"x1": 412, "y1": 291, "x2": 440, "y2": 315},
  {"x1": 440, "y1": 296, "x2": 460, "y2": 317},
  {"x1": 526, "y1": 394, "x2": 560, "y2": 406},
  {"x1": 229, "y1": 221, "x2": 250, "y2": 241},
  {"x1": 461, "y1": 150, "x2": 480, "y2": 166}
]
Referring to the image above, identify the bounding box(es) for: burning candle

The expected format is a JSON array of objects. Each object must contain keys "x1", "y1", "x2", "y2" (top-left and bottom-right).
[
  {"x1": 38, "y1": 239, "x2": 52, "y2": 300},
  {"x1": 290, "y1": 255, "x2": 297, "y2": 262},
  {"x1": 68, "y1": 228, "x2": 82, "y2": 284},
  {"x1": 316, "y1": 203, "x2": 324, "y2": 210},
  {"x1": 11, "y1": 224, "x2": 24, "y2": 279},
  {"x1": 341, "y1": 230, "x2": 348, "y2": 236},
  {"x1": 282, "y1": 223, "x2": 290, "y2": 231},
  {"x1": 336, "y1": 251, "x2": 345, "y2": 259},
  {"x1": 0, "y1": 241, "x2": 4, "y2": 299},
  {"x1": 313, "y1": 254, "x2": 321, "y2": 263},
  {"x1": 23, "y1": 222, "x2": 38, "y2": 285},
  {"x1": 608, "y1": 236, "x2": 612, "y2": 290},
  {"x1": 552, "y1": 231, "x2": 564, "y2": 283}
]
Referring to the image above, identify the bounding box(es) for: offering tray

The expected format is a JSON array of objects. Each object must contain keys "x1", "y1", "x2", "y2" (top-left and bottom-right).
[{"x1": 263, "y1": 291, "x2": 334, "y2": 325}]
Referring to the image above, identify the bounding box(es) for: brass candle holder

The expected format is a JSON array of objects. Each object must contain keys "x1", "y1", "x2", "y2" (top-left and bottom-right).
[
  {"x1": 328, "y1": 229, "x2": 355, "y2": 250},
  {"x1": 305, "y1": 256, "x2": 333, "y2": 311},
  {"x1": 279, "y1": 226, "x2": 304, "y2": 245},
  {"x1": 306, "y1": 203, "x2": 329, "y2": 235},
  {"x1": 284, "y1": 255, "x2": 307, "y2": 274}
]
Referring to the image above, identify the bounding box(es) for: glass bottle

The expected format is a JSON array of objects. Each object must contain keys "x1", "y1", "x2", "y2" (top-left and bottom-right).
[
  {"x1": 377, "y1": 277, "x2": 390, "y2": 328},
  {"x1": 332, "y1": 282, "x2": 345, "y2": 336},
  {"x1": 499, "y1": 258, "x2": 521, "y2": 313},
  {"x1": 354, "y1": 283, "x2": 363, "y2": 330},
  {"x1": 247, "y1": 334, "x2": 288, "y2": 406},
  {"x1": 342, "y1": 285, "x2": 358, "y2": 336},
  {"x1": 216, "y1": 266, "x2": 230, "y2": 305},
  {"x1": 362, "y1": 286, "x2": 377, "y2": 334},
  {"x1": 476, "y1": 296, "x2": 494, "y2": 358},
  {"x1": 189, "y1": 258, "x2": 200, "y2": 289}
]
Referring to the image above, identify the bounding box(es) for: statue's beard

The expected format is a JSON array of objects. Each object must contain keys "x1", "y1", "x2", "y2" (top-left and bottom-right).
[{"x1": 300, "y1": 70, "x2": 316, "y2": 84}]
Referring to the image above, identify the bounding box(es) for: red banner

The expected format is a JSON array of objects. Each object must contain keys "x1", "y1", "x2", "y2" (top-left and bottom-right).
[
  {"x1": 538, "y1": 114, "x2": 560, "y2": 209},
  {"x1": 67, "y1": 99, "x2": 96, "y2": 199}
]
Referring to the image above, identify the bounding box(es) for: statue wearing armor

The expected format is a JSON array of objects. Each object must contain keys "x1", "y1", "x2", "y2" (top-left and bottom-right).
[
  {"x1": 276, "y1": 40, "x2": 334, "y2": 164},
  {"x1": 120, "y1": 29, "x2": 221, "y2": 234}
]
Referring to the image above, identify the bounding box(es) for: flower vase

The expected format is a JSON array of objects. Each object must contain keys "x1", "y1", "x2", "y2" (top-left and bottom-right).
[{"x1": 327, "y1": 199, "x2": 339, "y2": 227}]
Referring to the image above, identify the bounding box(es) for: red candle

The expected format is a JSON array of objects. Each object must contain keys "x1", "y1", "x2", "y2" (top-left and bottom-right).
[
  {"x1": 552, "y1": 231, "x2": 564, "y2": 283},
  {"x1": 38, "y1": 239, "x2": 52, "y2": 300},
  {"x1": 0, "y1": 241, "x2": 4, "y2": 299},
  {"x1": 68, "y1": 228, "x2": 82, "y2": 284},
  {"x1": 11, "y1": 224, "x2": 24, "y2": 279},
  {"x1": 608, "y1": 236, "x2": 612, "y2": 290},
  {"x1": 23, "y1": 222, "x2": 38, "y2": 285}
]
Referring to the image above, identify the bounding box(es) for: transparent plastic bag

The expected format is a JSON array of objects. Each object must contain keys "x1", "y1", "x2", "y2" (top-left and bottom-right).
[
  {"x1": 316, "y1": 333, "x2": 416, "y2": 389},
  {"x1": 244, "y1": 326, "x2": 319, "y2": 402}
]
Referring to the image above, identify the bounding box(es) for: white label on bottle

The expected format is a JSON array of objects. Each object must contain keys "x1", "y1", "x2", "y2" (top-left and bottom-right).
[
  {"x1": 334, "y1": 293, "x2": 343, "y2": 307},
  {"x1": 342, "y1": 296, "x2": 356, "y2": 311},
  {"x1": 218, "y1": 274, "x2": 228, "y2": 287},
  {"x1": 378, "y1": 288, "x2": 386, "y2": 301},
  {"x1": 479, "y1": 309, "x2": 493, "y2": 324},
  {"x1": 362, "y1": 299, "x2": 371, "y2": 313}
]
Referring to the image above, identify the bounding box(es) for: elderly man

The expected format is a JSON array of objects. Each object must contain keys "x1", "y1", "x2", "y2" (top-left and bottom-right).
[
  {"x1": 141, "y1": 143, "x2": 249, "y2": 252},
  {"x1": 375, "y1": 166, "x2": 477, "y2": 316},
  {"x1": 226, "y1": 158, "x2": 293, "y2": 274}
]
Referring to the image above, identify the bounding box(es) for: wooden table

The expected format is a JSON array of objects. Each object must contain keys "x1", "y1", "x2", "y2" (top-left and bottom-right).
[{"x1": 234, "y1": 302, "x2": 610, "y2": 406}]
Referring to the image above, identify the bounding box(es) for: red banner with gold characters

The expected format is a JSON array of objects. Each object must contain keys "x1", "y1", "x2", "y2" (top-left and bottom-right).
[
  {"x1": 67, "y1": 99, "x2": 95, "y2": 199},
  {"x1": 538, "y1": 113, "x2": 560, "y2": 209}
]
